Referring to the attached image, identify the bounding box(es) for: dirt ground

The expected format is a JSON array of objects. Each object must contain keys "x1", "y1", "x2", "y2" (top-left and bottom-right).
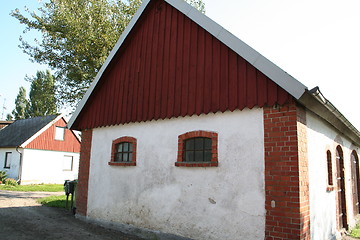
[{"x1": 0, "y1": 190, "x2": 144, "y2": 240}]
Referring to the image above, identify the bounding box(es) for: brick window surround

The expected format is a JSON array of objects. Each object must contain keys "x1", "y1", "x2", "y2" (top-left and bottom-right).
[
  {"x1": 175, "y1": 130, "x2": 218, "y2": 167},
  {"x1": 108, "y1": 136, "x2": 137, "y2": 166}
]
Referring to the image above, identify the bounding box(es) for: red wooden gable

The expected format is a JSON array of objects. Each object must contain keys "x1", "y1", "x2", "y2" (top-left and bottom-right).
[
  {"x1": 26, "y1": 117, "x2": 80, "y2": 153},
  {"x1": 72, "y1": 0, "x2": 291, "y2": 130}
]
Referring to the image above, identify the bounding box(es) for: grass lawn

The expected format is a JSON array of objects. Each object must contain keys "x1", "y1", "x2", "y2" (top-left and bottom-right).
[
  {"x1": 37, "y1": 195, "x2": 68, "y2": 209},
  {"x1": 351, "y1": 224, "x2": 360, "y2": 238},
  {"x1": 0, "y1": 184, "x2": 64, "y2": 192}
]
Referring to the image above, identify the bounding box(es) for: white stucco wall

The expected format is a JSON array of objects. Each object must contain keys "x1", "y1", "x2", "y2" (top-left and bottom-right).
[
  {"x1": 21, "y1": 149, "x2": 79, "y2": 184},
  {"x1": 307, "y1": 111, "x2": 359, "y2": 240},
  {"x1": 87, "y1": 109, "x2": 265, "y2": 240},
  {"x1": 0, "y1": 148, "x2": 20, "y2": 180}
]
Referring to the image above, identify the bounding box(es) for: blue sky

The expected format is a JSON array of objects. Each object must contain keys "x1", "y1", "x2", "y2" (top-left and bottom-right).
[{"x1": 1, "y1": 0, "x2": 360, "y2": 129}]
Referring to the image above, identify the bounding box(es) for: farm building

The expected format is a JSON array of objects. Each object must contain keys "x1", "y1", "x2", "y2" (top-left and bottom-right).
[
  {"x1": 0, "y1": 115, "x2": 80, "y2": 184},
  {"x1": 68, "y1": 0, "x2": 360, "y2": 239}
]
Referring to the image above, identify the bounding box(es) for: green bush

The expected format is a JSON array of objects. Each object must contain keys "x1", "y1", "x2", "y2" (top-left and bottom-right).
[
  {"x1": 4, "y1": 178, "x2": 18, "y2": 186},
  {"x1": 0, "y1": 171, "x2": 7, "y2": 183}
]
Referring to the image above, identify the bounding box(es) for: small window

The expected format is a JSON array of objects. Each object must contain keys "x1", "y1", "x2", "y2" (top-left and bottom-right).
[
  {"x1": 55, "y1": 126, "x2": 65, "y2": 141},
  {"x1": 4, "y1": 152, "x2": 11, "y2": 169},
  {"x1": 176, "y1": 130, "x2": 218, "y2": 167},
  {"x1": 326, "y1": 150, "x2": 334, "y2": 191},
  {"x1": 109, "y1": 136, "x2": 137, "y2": 166},
  {"x1": 63, "y1": 155, "x2": 73, "y2": 171}
]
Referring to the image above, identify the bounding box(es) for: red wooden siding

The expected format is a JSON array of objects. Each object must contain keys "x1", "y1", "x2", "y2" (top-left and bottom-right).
[
  {"x1": 26, "y1": 118, "x2": 80, "y2": 153},
  {"x1": 72, "y1": 0, "x2": 291, "y2": 130}
]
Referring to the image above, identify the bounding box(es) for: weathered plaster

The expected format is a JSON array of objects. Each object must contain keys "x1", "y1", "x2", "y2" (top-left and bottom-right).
[{"x1": 87, "y1": 109, "x2": 265, "y2": 240}]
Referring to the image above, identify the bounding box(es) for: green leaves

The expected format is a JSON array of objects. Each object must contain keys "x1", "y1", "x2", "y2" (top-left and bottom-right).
[{"x1": 12, "y1": 0, "x2": 205, "y2": 108}]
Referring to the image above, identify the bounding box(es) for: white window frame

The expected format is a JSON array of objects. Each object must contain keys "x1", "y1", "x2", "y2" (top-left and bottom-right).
[
  {"x1": 55, "y1": 126, "x2": 66, "y2": 141},
  {"x1": 63, "y1": 155, "x2": 73, "y2": 171}
]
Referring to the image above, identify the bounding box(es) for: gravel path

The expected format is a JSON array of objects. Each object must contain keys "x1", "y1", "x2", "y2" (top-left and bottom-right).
[{"x1": 0, "y1": 190, "x2": 144, "y2": 240}]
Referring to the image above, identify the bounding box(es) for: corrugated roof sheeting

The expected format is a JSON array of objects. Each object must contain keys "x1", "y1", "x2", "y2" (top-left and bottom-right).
[{"x1": 72, "y1": 0, "x2": 291, "y2": 130}]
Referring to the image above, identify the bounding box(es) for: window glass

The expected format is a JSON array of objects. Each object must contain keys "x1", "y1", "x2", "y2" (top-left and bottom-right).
[
  {"x1": 4, "y1": 152, "x2": 11, "y2": 168},
  {"x1": 55, "y1": 126, "x2": 65, "y2": 141},
  {"x1": 184, "y1": 137, "x2": 212, "y2": 162},
  {"x1": 115, "y1": 142, "x2": 133, "y2": 162},
  {"x1": 63, "y1": 155, "x2": 73, "y2": 171}
]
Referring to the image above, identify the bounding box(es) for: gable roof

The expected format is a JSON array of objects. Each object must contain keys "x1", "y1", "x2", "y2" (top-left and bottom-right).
[
  {"x1": 68, "y1": 0, "x2": 360, "y2": 144},
  {"x1": 0, "y1": 115, "x2": 60, "y2": 148}
]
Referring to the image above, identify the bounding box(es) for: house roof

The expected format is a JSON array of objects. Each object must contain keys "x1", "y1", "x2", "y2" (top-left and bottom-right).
[
  {"x1": 68, "y1": 0, "x2": 360, "y2": 144},
  {"x1": 0, "y1": 115, "x2": 59, "y2": 148}
]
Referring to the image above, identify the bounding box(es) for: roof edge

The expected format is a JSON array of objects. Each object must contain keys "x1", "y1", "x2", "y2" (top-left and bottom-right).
[
  {"x1": 21, "y1": 114, "x2": 63, "y2": 148},
  {"x1": 298, "y1": 89, "x2": 360, "y2": 145}
]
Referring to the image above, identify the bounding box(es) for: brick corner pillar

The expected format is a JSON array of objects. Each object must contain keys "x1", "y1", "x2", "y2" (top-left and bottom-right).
[
  {"x1": 76, "y1": 129, "x2": 93, "y2": 216},
  {"x1": 264, "y1": 101, "x2": 310, "y2": 240}
]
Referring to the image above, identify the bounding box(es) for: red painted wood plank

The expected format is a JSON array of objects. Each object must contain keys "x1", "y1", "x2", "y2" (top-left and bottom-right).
[
  {"x1": 228, "y1": 50, "x2": 238, "y2": 111},
  {"x1": 142, "y1": 9, "x2": 156, "y2": 122},
  {"x1": 267, "y1": 77, "x2": 278, "y2": 106},
  {"x1": 257, "y1": 71, "x2": 268, "y2": 107},
  {"x1": 160, "y1": 4, "x2": 172, "y2": 119},
  {"x1": 188, "y1": 21, "x2": 198, "y2": 116},
  {"x1": 173, "y1": 12, "x2": 184, "y2": 117},
  {"x1": 203, "y1": 35, "x2": 213, "y2": 114},
  {"x1": 219, "y1": 44, "x2": 229, "y2": 112},
  {"x1": 147, "y1": 7, "x2": 161, "y2": 121},
  {"x1": 237, "y1": 57, "x2": 247, "y2": 110},
  {"x1": 195, "y1": 25, "x2": 205, "y2": 115},
  {"x1": 211, "y1": 39, "x2": 221, "y2": 112},
  {"x1": 246, "y1": 62, "x2": 257, "y2": 109},
  {"x1": 166, "y1": 7, "x2": 178, "y2": 119},
  {"x1": 154, "y1": 5, "x2": 167, "y2": 120},
  {"x1": 181, "y1": 15, "x2": 191, "y2": 117}
]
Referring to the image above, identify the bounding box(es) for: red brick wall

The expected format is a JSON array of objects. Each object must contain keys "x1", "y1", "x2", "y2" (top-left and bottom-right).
[
  {"x1": 264, "y1": 101, "x2": 310, "y2": 240},
  {"x1": 76, "y1": 129, "x2": 93, "y2": 216}
]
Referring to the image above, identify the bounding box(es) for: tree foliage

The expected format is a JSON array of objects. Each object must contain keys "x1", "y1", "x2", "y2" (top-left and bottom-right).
[
  {"x1": 11, "y1": 0, "x2": 205, "y2": 108},
  {"x1": 26, "y1": 70, "x2": 57, "y2": 117},
  {"x1": 12, "y1": 87, "x2": 29, "y2": 120}
]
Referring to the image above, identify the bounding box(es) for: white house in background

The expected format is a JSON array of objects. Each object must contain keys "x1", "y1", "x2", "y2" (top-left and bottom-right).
[
  {"x1": 68, "y1": 0, "x2": 360, "y2": 239},
  {"x1": 0, "y1": 115, "x2": 80, "y2": 184}
]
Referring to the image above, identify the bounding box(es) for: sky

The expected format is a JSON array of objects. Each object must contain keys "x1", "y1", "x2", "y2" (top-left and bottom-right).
[{"x1": 1, "y1": 0, "x2": 360, "y2": 129}]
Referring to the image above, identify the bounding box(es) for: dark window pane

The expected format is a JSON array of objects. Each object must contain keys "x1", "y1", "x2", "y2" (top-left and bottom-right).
[
  {"x1": 116, "y1": 153, "x2": 123, "y2": 162},
  {"x1": 204, "y1": 138, "x2": 212, "y2": 150},
  {"x1": 116, "y1": 143, "x2": 123, "y2": 153},
  {"x1": 204, "y1": 150, "x2": 212, "y2": 162},
  {"x1": 195, "y1": 151, "x2": 204, "y2": 162},
  {"x1": 128, "y1": 143, "x2": 133, "y2": 152},
  {"x1": 123, "y1": 142, "x2": 129, "y2": 152},
  {"x1": 185, "y1": 151, "x2": 194, "y2": 162},
  {"x1": 129, "y1": 153, "x2": 133, "y2": 162},
  {"x1": 123, "y1": 153, "x2": 128, "y2": 162},
  {"x1": 194, "y1": 138, "x2": 204, "y2": 150},
  {"x1": 186, "y1": 139, "x2": 195, "y2": 151}
]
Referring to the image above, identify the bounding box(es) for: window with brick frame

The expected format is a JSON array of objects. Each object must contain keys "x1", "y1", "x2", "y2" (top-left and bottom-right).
[
  {"x1": 326, "y1": 150, "x2": 334, "y2": 192},
  {"x1": 108, "y1": 136, "x2": 137, "y2": 166},
  {"x1": 176, "y1": 130, "x2": 218, "y2": 167}
]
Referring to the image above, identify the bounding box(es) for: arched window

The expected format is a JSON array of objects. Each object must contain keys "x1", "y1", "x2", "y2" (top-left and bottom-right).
[
  {"x1": 326, "y1": 150, "x2": 334, "y2": 190},
  {"x1": 176, "y1": 130, "x2": 218, "y2": 167},
  {"x1": 109, "y1": 136, "x2": 137, "y2": 166}
]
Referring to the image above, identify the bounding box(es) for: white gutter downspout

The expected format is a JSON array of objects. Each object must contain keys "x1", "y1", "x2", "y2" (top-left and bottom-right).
[{"x1": 16, "y1": 146, "x2": 23, "y2": 185}]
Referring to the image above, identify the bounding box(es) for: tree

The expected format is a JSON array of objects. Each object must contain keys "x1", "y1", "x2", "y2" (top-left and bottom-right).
[
  {"x1": 11, "y1": 0, "x2": 205, "y2": 108},
  {"x1": 12, "y1": 87, "x2": 29, "y2": 120},
  {"x1": 26, "y1": 70, "x2": 57, "y2": 117},
  {"x1": 6, "y1": 114, "x2": 13, "y2": 121}
]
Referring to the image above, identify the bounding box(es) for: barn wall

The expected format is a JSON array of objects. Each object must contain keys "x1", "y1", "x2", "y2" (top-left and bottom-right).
[
  {"x1": 87, "y1": 109, "x2": 265, "y2": 240},
  {"x1": 26, "y1": 117, "x2": 80, "y2": 153},
  {"x1": 0, "y1": 148, "x2": 20, "y2": 180},
  {"x1": 21, "y1": 149, "x2": 79, "y2": 185},
  {"x1": 73, "y1": 0, "x2": 291, "y2": 130},
  {"x1": 306, "y1": 111, "x2": 360, "y2": 239}
]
